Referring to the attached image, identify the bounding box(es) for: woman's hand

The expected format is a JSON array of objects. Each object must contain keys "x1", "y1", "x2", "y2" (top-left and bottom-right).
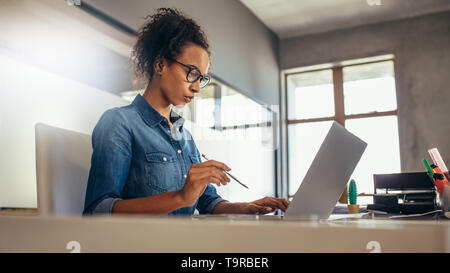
[
  {"x1": 179, "y1": 160, "x2": 231, "y2": 206},
  {"x1": 246, "y1": 197, "x2": 290, "y2": 214},
  {"x1": 212, "y1": 197, "x2": 291, "y2": 214}
]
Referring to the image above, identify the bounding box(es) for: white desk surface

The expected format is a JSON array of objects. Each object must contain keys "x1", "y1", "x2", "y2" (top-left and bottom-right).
[{"x1": 0, "y1": 214, "x2": 449, "y2": 253}]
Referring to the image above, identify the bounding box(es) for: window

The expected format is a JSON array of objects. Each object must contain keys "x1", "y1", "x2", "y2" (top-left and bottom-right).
[{"x1": 286, "y1": 59, "x2": 400, "y2": 204}]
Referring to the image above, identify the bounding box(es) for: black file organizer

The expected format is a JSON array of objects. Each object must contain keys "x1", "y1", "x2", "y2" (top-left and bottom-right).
[{"x1": 367, "y1": 172, "x2": 438, "y2": 214}]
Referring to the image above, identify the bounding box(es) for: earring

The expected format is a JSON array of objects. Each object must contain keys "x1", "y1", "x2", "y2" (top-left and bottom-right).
[{"x1": 158, "y1": 62, "x2": 163, "y2": 73}]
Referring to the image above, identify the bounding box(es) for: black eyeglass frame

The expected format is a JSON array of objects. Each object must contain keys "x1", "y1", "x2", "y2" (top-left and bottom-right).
[{"x1": 171, "y1": 59, "x2": 211, "y2": 88}]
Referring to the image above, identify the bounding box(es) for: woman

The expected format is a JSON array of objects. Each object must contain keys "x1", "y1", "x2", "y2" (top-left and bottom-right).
[{"x1": 83, "y1": 8, "x2": 289, "y2": 215}]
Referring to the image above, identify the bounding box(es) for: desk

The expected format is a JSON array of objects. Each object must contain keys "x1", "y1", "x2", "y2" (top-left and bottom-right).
[{"x1": 0, "y1": 214, "x2": 449, "y2": 253}]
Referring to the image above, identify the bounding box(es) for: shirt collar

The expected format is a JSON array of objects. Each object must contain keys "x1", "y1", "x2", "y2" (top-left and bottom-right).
[{"x1": 132, "y1": 94, "x2": 185, "y2": 128}]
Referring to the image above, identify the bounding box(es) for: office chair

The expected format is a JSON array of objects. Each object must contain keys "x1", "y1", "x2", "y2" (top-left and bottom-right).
[{"x1": 35, "y1": 123, "x2": 92, "y2": 216}]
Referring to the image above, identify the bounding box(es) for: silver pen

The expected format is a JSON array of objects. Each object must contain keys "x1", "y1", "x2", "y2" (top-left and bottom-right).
[{"x1": 201, "y1": 154, "x2": 249, "y2": 189}]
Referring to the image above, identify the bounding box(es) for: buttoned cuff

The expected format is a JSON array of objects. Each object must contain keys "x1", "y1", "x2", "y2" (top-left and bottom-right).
[
  {"x1": 92, "y1": 197, "x2": 122, "y2": 214},
  {"x1": 203, "y1": 197, "x2": 228, "y2": 214}
]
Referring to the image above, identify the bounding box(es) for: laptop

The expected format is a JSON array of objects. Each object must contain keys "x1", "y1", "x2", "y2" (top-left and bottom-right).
[
  {"x1": 192, "y1": 121, "x2": 367, "y2": 221},
  {"x1": 284, "y1": 121, "x2": 367, "y2": 220}
]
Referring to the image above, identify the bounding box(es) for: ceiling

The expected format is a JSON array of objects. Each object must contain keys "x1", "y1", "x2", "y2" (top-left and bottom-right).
[{"x1": 240, "y1": 0, "x2": 450, "y2": 38}]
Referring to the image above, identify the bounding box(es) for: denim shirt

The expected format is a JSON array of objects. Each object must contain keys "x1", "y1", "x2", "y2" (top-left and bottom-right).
[{"x1": 83, "y1": 94, "x2": 227, "y2": 215}]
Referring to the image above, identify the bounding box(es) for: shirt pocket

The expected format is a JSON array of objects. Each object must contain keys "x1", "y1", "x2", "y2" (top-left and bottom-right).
[{"x1": 145, "y1": 152, "x2": 178, "y2": 192}]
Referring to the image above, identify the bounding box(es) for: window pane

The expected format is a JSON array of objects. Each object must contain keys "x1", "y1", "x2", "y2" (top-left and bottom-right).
[
  {"x1": 288, "y1": 121, "x2": 334, "y2": 196},
  {"x1": 221, "y1": 86, "x2": 263, "y2": 127},
  {"x1": 343, "y1": 61, "x2": 397, "y2": 115},
  {"x1": 287, "y1": 70, "x2": 335, "y2": 120},
  {"x1": 345, "y1": 116, "x2": 401, "y2": 204}
]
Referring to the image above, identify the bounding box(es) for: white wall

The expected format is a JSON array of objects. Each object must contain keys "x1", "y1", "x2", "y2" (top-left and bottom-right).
[{"x1": 0, "y1": 54, "x2": 128, "y2": 208}]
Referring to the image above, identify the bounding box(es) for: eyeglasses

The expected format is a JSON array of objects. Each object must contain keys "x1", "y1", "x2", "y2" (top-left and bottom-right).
[{"x1": 172, "y1": 60, "x2": 211, "y2": 88}]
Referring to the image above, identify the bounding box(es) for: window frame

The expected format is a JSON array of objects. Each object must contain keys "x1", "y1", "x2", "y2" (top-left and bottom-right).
[{"x1": 285, "y1": 58, "x2": 399, "y2": 199}]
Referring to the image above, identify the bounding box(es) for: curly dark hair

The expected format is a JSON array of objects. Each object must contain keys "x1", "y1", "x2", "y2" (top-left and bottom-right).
[{"x1": 131, "y1": 7, "x2": 210, "y2": 83}]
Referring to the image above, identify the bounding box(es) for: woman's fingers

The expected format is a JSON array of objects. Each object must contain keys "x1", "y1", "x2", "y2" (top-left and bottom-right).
[
  {"x1": 281, "y1": 198, "x2": 290, "y2": 209},
  {"x1": 204, "y1": 176, "x2": 221, "y2": 187},
  {"x1": 190, "y1": 167, "x2": 230, "y2": 186},
  {"x1": 190, "y1": 166, "x2": 230, "y2": 185},
  {"x1": 272, "y1": 198, "x2": 289, "y2": 211},
  {"x1": 257, "y1": 197, "x2": 290, "y2": 212},
  {"x1": 189, "y1": 160, "x2": 233, "y2": 187},
  {"x1": 199, "y1": 167, "x2": 230, "y2": 185},
  {"x1": 249, "y1": 204, "x2": 274, "y2": 214}
]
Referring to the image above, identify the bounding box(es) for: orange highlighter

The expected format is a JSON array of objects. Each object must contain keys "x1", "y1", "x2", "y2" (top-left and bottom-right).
[{"x1": 430, "y1": 164, "x2": 450, "y2": 198}]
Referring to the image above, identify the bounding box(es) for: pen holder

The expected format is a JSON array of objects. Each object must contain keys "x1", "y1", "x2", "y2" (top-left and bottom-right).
[{"x1": 347, "y1": 204, "x2": 360, "y2": 214}]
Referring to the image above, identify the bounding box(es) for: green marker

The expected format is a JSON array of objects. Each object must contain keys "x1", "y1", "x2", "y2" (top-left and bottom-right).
[
  {"x1": 422, "y1": 158, "x2": 434, "y2": 177},
  {"x1": 348, "y1": 179, "x2": 357, "y2": 205}
]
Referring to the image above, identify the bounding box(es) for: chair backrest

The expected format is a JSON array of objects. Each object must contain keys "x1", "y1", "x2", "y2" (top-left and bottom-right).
[{"x1": 35, "y1": 123, "x2": 92, "y2": 216}]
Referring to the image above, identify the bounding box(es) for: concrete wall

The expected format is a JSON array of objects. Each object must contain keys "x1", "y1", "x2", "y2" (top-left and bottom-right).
[
  {"x1": 84, "y1": 0, "x2": 280, "y2": 105},
  {"x1": 280, "y1": 11, "x2": 450, "y2": 172}
]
